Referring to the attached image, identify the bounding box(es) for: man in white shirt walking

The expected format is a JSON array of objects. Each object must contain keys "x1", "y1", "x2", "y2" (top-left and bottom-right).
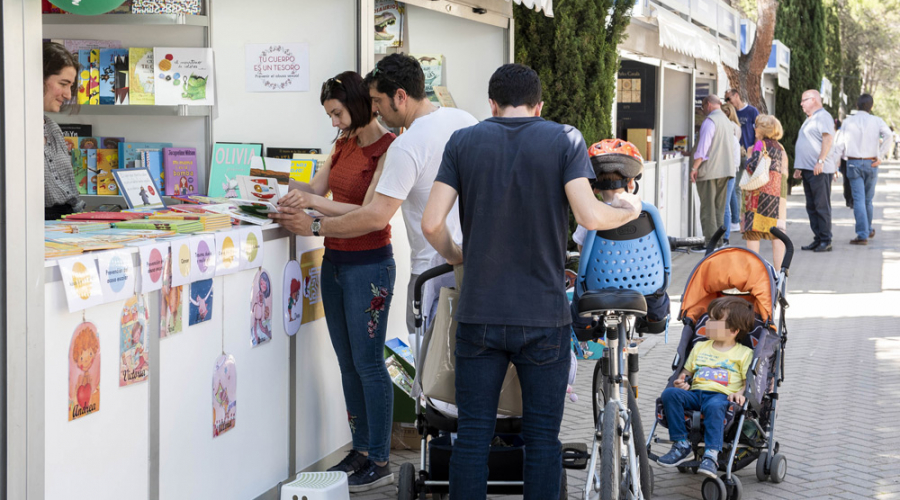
[{"x1": 830, "y1": 94, "x2": 893, "y2": 245}]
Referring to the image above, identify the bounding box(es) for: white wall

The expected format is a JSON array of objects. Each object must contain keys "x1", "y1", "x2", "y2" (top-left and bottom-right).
[{"x1": 663, "y1": 68, "x2": 691, "y2": 139}]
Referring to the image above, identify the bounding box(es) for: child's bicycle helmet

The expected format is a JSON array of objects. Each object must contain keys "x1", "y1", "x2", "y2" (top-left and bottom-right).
[{"x1": 588, "y1": 139, "x2": 644, "y2": 191}]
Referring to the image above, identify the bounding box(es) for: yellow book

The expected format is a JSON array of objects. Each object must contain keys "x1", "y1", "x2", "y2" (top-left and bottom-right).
[
  {"x1": 289, "y1": 159, "x2": 316, "y2": 184},
  {"x1": 128, "y1": 48, "x2": 155, "y2": 105},
  {"x1": 89, "y1": 49, "x2": 100, "y2": 105},
  {"x1": 97, "y1": 149, "x2": 119, "y2": 195}
]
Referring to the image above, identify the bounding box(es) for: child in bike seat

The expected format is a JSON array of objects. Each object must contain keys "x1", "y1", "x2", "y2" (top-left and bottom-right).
[{"x1": 655, "y1": 296, "x2": 754, "y2": 477}]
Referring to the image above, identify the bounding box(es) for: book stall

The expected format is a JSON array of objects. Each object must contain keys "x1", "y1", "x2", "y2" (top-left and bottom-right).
[{"x1": 2, "y1": 0, "x2": 538, "y2": 499}]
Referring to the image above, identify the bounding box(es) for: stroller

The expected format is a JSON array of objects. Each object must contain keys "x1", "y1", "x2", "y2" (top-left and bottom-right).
[{"x1": 646, "y1": 227, "x2": 793, "y2": 500}]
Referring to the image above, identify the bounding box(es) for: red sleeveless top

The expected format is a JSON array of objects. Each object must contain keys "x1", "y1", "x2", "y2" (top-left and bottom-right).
[{"x1": 324, "y1": 132, "x2": 395, "y2": 252}]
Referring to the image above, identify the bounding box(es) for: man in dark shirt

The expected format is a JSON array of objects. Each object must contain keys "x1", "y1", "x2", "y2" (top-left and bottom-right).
[
  {"x1": 422, "y1": 64, "x2": 641, "y2": 499},
  {"x1": 725, "y1": 89, "x2": 760, "y2": 231}
]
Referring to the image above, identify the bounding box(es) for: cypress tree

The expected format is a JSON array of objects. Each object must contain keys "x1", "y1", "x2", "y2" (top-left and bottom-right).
[{"x1": 822, "y1": 1, "x2": 841, "y2": 117}]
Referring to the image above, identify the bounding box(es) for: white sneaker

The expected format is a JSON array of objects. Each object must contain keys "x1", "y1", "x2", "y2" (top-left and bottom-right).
[{"x1": 730, "y1": 222, "x2": 741, "y2": 232}]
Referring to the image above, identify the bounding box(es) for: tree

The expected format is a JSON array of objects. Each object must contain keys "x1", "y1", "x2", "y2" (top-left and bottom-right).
[
  {"x1": 822, "y1": 1, "x2": 842, "y2": 117},
  {"x1": 724, "y1": 0, "x2": 777, "y2": 113}
]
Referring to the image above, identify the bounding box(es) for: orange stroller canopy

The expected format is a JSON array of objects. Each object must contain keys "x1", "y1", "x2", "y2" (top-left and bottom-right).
[{"x1": 679, "y1": 248, "x2": 774, "y2": 324}]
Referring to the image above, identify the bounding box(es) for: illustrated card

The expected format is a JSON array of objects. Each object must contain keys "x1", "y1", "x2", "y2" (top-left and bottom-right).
[
  {"x1": 250, "y1": 269, "x2": 273, "y2": 346},
  {"x1": 69, "y1": 322, "x2": 101, "y2": 421},
  {"x1": 120, "y1": 295, "x2": 149, "y2": 386}
]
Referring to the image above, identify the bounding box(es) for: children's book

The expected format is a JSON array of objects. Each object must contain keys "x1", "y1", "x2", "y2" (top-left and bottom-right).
[
  {"x1": 128, "y1": 48, "x2": 155, "y2": 105},
  {"x1": 118, "y1": 141, "x2": 172, "y2": 169},
  {"x1": 163, "y1": 147, "x2": 198, "y2": 196},
  {"x1": 411, "y1": 54, "x2": 443, "y2": 105},
  {"x1": 201, "y1": 203, "x2": 274, "y2": 226},
  {"x1": 131, "y1": 0, "x2": 202, "y2": 14},
  {"x1": 45, "y1": 241, "x2": 84, "y2": 259},
  {"x1": 374, "y1": 0, "x2": 405, "y2": 54},
  {"x1": 432, "y1": 86, "x2": 457, "y2": 108},
  {"x1": 153, "y1": 48, "x2": 215, "y2": 106},
  {"x1": 72, "y1": 147, "x2": 87, "y2": 195},
  {"x1": 97, "y1": 149, "x2": 119, "y2": 195},
  {"x1": 266, "y1": 147, "x2": 321, "y2": 159},
  {"x1": 385, "y1": 338, "x2": 415, "y2": 366},
  {"x1": 77, "y1": 50, "x2": 91, "y2": 105},
  {"x1": 63, "y1": 211, "x2": 151, "y2": 221},
  {"x1": 79, "y1": 137, "x2": 99, "y2": 149},
  {"x1": 99, "y1": 49, "x2": 127, "y2": 105},
  {"x1": 58, "y1": 124, "x2": 93, "y2": 138},
  {"x1": 99, "y1": 137, "x2": 124, "y2": 150},
  {"x1": 140, "y1": 151, "x2": 164, "y2": 195},
  {"x1": 83, "y1": 149, "x2": 98, "y2": 195},
  {"x1": 289, "y1": 159, "x2": 316, "y2": 184},
  {"x1": 89, "y1": 49, "x2": 100, "y2": 105},
  {"x1": 113, "y1": 167, "x2": 166, "y2": 211},
  {"x1": 114, "y1": 51, "x2": 130, "y2": 105},
  {"x1": 63, "y1": 40, "x2": 122, "y2": 54},
  {"x1": 208, "y1": 143, "x2": 262, "y2": 199},
  {"x1": 248, "y1": 156, "x2": 292, "y2": 190},
  {"x1": 236, "y1": 176, "x2": 281, "y2": 205}
]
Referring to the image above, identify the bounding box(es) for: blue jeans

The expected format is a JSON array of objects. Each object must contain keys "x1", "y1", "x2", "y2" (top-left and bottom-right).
[
  {"x1": 846, "y1": 159, "x2": 878, "y2": 239},
  {"x1": 450, "y1": 323, "x2": 571, "y2": 500},
  {"x1": 321, "y1": 257, "x2": 396, "y2": 462},
  {"x1": 723, "y1": 177, "x2": 736, "y2": 240},
  {"x1": 661, "y1": 387, "x2": 729, "y2": 452}
]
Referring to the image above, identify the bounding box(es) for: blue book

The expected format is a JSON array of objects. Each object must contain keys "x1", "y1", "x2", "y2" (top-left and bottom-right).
[
  {"x1": 98, "y1": 49, "x2": 128, "y2": 105},
  {"x1": 385, "y1": 338, "x2": 415, "y2": 366},
  {"x1": 83, "y1": 149, "x2": 98, "y2": 195},
  {"x1": 140, "y1": 150, "x2": 164, "y2": 195},
  {"x1": 118, "y1": 141, "x2": 173, "y2": 169}
]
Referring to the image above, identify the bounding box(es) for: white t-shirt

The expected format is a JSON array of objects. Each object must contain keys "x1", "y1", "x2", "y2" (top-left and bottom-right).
[{"x1": 376, "y1": 106, "x2": 477, "y2": 274}]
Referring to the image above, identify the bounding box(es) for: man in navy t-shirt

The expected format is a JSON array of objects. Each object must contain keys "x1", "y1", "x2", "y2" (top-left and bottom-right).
[
  {"x1": 422, "y1": 64, "x2": 641, "y2": 499},
  {"x1": 725, "y1": 89, "x2": 760, "y2": 230}
]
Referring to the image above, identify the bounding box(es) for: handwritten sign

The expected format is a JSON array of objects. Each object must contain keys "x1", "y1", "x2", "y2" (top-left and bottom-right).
[
  {"x1": 171, "y1": 238, "x2": 193, "y2": 287},
  {"x1": 240, "y1": 226, "x2": 264, "y2": 270},
  {"x1": 245, "y1": 43, "x2": 309, "y2": 92},
  {"x1": 215, "y1": 231, "x2": 241, "y2": 276},
  {"x1": 59, "y1": 256, "x2": 104, "y2": 312},
  {"x1": 97, "y1": 250, "x2": 136, "y2": 303},
  {"x1": 190, "y1": 234, "x2": 217, "y2": 281}
]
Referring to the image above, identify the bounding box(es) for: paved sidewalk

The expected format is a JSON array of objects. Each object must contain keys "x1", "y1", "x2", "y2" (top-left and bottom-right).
[{"x1": 362, "y1": 161, "x2": 900, "y2": 499}]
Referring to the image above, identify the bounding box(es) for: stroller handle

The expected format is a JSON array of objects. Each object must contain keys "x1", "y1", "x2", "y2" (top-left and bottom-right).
[
  {"x1": 413, "y1": 263, "x2": 454, "y2": 328},
  {"x1": 769, "y1": 227, "x2": 793, "y2": 271},
  {"x1": 706, "y1": 226, "x2": 727, "y2": 255}
]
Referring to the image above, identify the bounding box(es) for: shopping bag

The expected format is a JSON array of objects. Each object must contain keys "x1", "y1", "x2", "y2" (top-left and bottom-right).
[{"x1": 740, "y1": 143, "x2": 771, "y2": 191}]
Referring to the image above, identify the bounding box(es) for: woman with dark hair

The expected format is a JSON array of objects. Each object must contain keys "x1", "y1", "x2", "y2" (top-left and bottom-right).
[
  {"x1": 278, "y1": 71, "x2": 397, "y2": 492},
  {"x1": 42, "y1": 42, "x2": 85, "y2": 219}
]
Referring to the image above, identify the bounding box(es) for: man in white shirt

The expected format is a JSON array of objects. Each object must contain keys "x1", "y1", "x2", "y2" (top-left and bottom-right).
[
  {"x1": 830, "y1": 94, "x2": 892, "y2": 245},
  {"x1": 272, "y1": 54, "x2": 476, "y2": 332}
]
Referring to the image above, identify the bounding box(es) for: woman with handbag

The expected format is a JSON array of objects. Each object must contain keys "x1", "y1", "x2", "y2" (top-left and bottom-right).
[{"x1": 740, "y1": 114, "x2": 788, "y2": 269}]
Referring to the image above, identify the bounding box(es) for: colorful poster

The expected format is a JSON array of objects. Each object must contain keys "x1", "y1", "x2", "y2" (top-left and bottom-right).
[
  {"x1": 213, "y1": 354, "x2": 237, "y2": 437},
  {"x1": 245, "y1": 43, "x2": 310, "y2": 92},
  {"x1": 299, "y1": 248, "x2": 325, "y2": 325},
  {"x1": 283, "y1": 260, "x2": 302, "y2": 336},
  {"x1": 189, "y1": 278, "x2": 214, "y2": 326},
  {"x1": 120, "y1": 295, "x2": 149, "y2": 386},
  {"x1": 240, "y1": 226, "x2": 264, "y2": 270},
  {"x1": 160, "y1": 246, "x2": 184, "y2": 338},
  {"x1": 58, "y1": 255, "x2": 104, "y2": 312},
  {"x1": 139, "y1": 242, "x2": 169, "y2": 293},
  {"x1": 97, "y1": 250, "x2": 136, "y2": 303},
  {"x1": 171, "y1": 238, "x2": 193, "y2": 287},
  {"x1": 153, "y1": 47, "x2": 216, "y2": 106},
  {"x1": 250, "y1": 269, "x2": 273, "y2": 346},
  {"x1": 215, "y1": 231, "x2": 240, "y2": 276},
  {"x1": 190, "y1": 234, "x2": 216, "y2": 281},
  {"x1": 208, "y1": 143, "x2": 262, "y2": 198},
  {"x1": 69, "y1": 322, "x2": 101, "y2": 421}
]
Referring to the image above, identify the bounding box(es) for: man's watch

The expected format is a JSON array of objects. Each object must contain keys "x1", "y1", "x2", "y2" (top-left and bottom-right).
[
  {"x1": 817, "y1": 159, "x2": 825, "y2": 164},
  {"x1": 310, "y1": 218, "x2": 322, "y2": 237}
]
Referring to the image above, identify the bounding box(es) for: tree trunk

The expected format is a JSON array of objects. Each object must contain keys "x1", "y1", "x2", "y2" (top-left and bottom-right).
[{"x1": 724, "y1": 0, "x2": 777, "y2": 113}]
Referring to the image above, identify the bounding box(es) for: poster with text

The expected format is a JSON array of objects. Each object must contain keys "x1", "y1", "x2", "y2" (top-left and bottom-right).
[
  {"x1": 212, "y1": 354, "x2": 237, "y2": 438},
  {"x1": 190, "y1": 234, "x2": 217, "y2": 281},
  {"x1": 299, "y1": 248, "x2": 325, "y2": 325},
  {"x1": 139, "y1": 242, "x2": 169, "y2": 293},
  {"x1": 171, "y1": 238, "x2": 193, "y2": 287},
  {"x1": 58, "y1": 256, "x2": 104, "y2": 312},
  {"x1": 189, "y1": 278, "x2": 214, "y2": 326},
  {"x1": 283, "y1": 260, "x2": 302, "y2": 336},
  {"x1": 113, "y1": 167, "x2": 165, "y2": 210},
  {"x1": 69, "y1": 322, "x2": 101, "y2": 421},
  {"x1": 240, "y1": 226, "x2": 264, "y2": 270},
  {"x1": 246, "y1": 43, "x2": 309, "y2": 92},
  {"x1": 250, "y1": 269, "x2": 273, "y2": 346},
  {"x1": 153, "y1": 47, "x2": 216, "y2": 106},
  {"x1": 120, "y1": 295, "x2": 149, "y2": 386},
  {"x1": 215, "y1": 231, "x2": 240, "y2": 276},
  {"x1": 160, "y1": 246, "x2": 184, "y2": 338},
  {"x1": 97, "y1": 250, "x2": 136, "y2": 303}
]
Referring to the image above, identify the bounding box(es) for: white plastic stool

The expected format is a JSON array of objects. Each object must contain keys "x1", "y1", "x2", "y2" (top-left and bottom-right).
[{"x1": 280, "y1": 472, "x2": 350, "y2": 500}]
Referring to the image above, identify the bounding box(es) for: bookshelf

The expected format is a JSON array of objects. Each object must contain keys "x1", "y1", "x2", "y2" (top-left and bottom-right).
[{"x1": 42, "y1": 13, "x2": 209, "y2": 27}]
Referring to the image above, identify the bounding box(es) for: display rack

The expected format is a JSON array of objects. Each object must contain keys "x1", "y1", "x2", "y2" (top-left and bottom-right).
[{"x1": 41, "y1": 13, "x2": 209, "y2": 26}]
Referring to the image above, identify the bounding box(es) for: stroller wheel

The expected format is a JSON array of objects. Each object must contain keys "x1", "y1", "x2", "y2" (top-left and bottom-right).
[
  {"x1": 721, "y1": 474, "x2": 742, "y2": 500},
  {"x1": 677, "y1": 466, "x2": 690, "y2": 474},
  {"x1": 701, "y1": 476, "x2": 727, "y2": 500},
  {"x1": 755, "y1": 454, "x2": 769, "y2": 482},
  {"x1": 770, "y1": 453, "x2": 787, "y2": 484},
  {"x1": 398, "y1": 462, "x2": 416, "y2": 500}
]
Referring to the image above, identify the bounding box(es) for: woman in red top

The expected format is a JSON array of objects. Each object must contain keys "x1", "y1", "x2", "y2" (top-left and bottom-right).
[{"x1": 279, "y1": 71, "x2": 396, "y2": 491}]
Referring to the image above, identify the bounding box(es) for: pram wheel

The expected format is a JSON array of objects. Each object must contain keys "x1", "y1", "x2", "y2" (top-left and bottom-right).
[
  {"x1": 677, "y1": 466, "x2": 690, "y2": 474},
  {"x1": 721, "y1": 474, "x2": 742, "y2": 500},
  {"x1": 755, "y1": 454, "x2": 768, "y2": 481},
  {"x1": 701, "y1": 476, "x2": 727, "y2": 500},
  {"x1": 769, "y1": 453, "x2": 787, "y2": 483},
  {"x1": 398, "y1": 462, "x2": 416, "y2": 500}
]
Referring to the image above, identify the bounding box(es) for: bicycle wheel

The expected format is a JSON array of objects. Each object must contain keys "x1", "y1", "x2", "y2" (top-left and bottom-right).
[
  {"x1": 625, "y1": 381, "x2": 653, "y2": 498},
  {"x1": 592, "y1": 356, "x2": 610, "y2": 427},
  {"x1": 600, "y1": 400, "x2": 621, "y2": 500}
]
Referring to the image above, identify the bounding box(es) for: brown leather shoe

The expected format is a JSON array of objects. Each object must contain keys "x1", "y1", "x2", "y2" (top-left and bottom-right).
[
  {"x1": 870, "y1": 229, "x2": 876, "y2": 239},
  {"x1": 850, "y1": 238, "x2": 868, "y2": 245}
]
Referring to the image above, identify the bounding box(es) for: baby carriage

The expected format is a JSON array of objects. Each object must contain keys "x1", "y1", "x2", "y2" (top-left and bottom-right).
[{"x1": 646, "y1": 227, "x2": 793, "y2": 500}]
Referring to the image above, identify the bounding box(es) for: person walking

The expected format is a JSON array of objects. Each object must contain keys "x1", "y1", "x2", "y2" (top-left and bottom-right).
[
  {"x1": 741, "y1": 115, "x2": 789, "y2": 270},
  {"x1": 794, "y1": 90, "x2": 835, "y2": 253},
  {"x1": 830, "y1": 94, "x2": 893, "y2": 245},
  {"x1": 720, "y1": 103, "x2": 742, "y2": 245},
  {"x1": 421, "y1": 63, "x2": 642, "y2": 499},
  {"x1": 691, "y1": 94, "x2": 735, "y2": 245},
  {"x1": 724, "y1": 89, "x2": 760, "y2": 231}
]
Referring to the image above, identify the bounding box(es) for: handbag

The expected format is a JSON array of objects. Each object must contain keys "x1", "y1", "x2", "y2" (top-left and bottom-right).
[{"x1": 740, "y1": 142, "x2": 771, "y2": 191}]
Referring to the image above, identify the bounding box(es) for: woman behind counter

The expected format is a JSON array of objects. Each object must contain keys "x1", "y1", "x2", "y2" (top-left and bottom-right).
[{"x1": 43, "y1": 42, "x2": 85, "y2": 219}]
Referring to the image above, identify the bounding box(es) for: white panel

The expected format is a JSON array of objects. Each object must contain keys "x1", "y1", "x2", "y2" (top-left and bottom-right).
[{"x1": 663, "y1": 68, "x2": 691, "y2": 138}]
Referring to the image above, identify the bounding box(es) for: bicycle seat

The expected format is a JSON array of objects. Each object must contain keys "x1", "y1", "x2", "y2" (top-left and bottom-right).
[{"x1": 577, "y1": 288, "x2": 647, "y2": 317}]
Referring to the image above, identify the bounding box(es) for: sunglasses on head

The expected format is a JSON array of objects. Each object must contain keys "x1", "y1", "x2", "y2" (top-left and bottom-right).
[
  {"x1": 322, "y1": 77, "x2": 342, "y2": 94},
  {"x1": 372, "y1": 63, "x2": 405, "y2": 92}
]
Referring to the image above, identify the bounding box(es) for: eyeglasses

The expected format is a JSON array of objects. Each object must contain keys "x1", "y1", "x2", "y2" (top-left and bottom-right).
[
  {"x1": 372, "y1": 63, "x2": 405, "y2": 92},
  {"x1": 801, "y1": 97, "x2": 814, "y2": 104},
  {"x1": 322, "y1": 77, "x2": 342, "y2": 94}
]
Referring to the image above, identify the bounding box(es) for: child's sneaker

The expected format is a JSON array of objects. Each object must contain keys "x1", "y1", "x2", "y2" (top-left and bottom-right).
[
  {"x1": 698, "y1": 457, "x2": 718, "y2": 478},
  {"x1": 348, "y1": 459, "x2": 394, "y2": 492},
  {"x1": 656, "y1": 441, "x2": 692, "y2": 467}
]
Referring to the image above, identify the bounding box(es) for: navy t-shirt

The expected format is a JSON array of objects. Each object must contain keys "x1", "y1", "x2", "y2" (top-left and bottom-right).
[
  {"x1": 735, "y1": 104, "x2": 760, "y2": 150},
  {"x1": 434, "y1": 117, "x2": 594, "y2": 327}
]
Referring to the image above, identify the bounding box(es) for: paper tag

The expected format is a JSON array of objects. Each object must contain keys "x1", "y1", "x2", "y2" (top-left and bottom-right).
[
  {"x1": 58, "y1": 256, "x2": 105, "y2": 312},
  {"x1": 97, "y1": 250, "x2": 136, "y2": 303},
  {"x1": 190, "y1": 234, "x2": 217, "y2": 281},
  {"x1": 283, "y1": 260, "x2": 303, "y2": 336},
  {"x1": 171, "y1": 238, "x2": 193, "y2": 287},
  {"x1": 215, "y1": 231, "x2": 241, "y2": 276},
  {"x1": 139, "y1": 242, "x2": 170, "y2": 293},
  {"x1": 240, "y1": 226, "x2": 264, "y2": 270}
]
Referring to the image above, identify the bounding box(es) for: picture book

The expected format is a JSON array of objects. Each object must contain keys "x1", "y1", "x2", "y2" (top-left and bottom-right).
[
  {"x1": 100, "y1": 137, "x2": 124, "y2": 150},
  {"x1": 99, "y1": 49, "x2": 128, "y2": 105},
  {"x1": 79, "y1": 137, "x2": 99, "y2": 149},
  {"x1": 385, "y1": 338, "x2": 415, "y2": 366},
  {"x1": 113, "y1": 50, "x2": 130, "y2": 104},
  {"x1": 119, "y1": 295, "x2": 149, "y2": 387},
  {"x1": 153, "y1": 48, "x2": 216, "y2": 106},
  {"x1": 64, "y1": 211, "x2": 151, "y2": 221},
  {"x1": 83, "y1": 149, "x2": 98, "y2": 195},
  {"x1": 63, "y1": 40, "x2": 121, "y2": 54},
  {"x1": 118, "y1": 141, "x2": 172, "y2": 169},
  {"x1": 69, "y1": 323, "x2": 101, "y2": 421},
  {"x1": 89, "y1": 49, "x2": 100, "y2": 105},
  {"x1": 201, "y1": 203, "x2": 274, "y2": 226},
  {"x1": 77, "y1": 50, "x2": 91, "y2": 105},
  {"x1": 128, "y1": 48, "x2": 155, "y2": 105},
  {"x1": 97, "y1": 149, "x2": 119, "y2": 195},
  {"x1": 212, "y1": 354, "x2": 236, "y2": 438},
  {"x1": 163, "y1": 147, "x2": 198, "y2": 196},
  {"x1": 266, "y1": 147, "x2": 321, "y2": 159},
  {"x1": 45, "y1": 240, "x2": 83, "y2": 259},
  {"x1": 374, "y1": 0, "x2": 405, "y2": 54},
  {"x1": 140, "y1": 150, "x2": 164, "y2": 195},
  {"x1": 72, "y1": 147, "x2": 87, "y2": 195},
  {"x1": 411, "y1": 54, "x2": 443, "y2": 105},
  {"x1": 208, "y1": 143, "x2": 262, "y2": 199},
  {"x1": 132, "y1": 0, "x2": 202, "y2": 14},
  {"x1": 236, "y1": 176, "x2": 280, "y2": 205},
  {"x1": 248, "y1": 156, "x2": 292, "y2": 188},
  {"x1": 114, "y1": 168, "x2": 166, "y2": 210},
  {"x1": 432, "y1": 85, "x2": 457, "y2": 108},
  {"x1": 289, "y1": 159, "x2": 316, "y2": 184},
  {"x1": 58, "y1": 124, "x2": 92, "y2": 138}
]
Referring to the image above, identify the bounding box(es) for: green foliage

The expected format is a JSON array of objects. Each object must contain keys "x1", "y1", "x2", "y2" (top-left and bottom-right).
[
  {"x1": 774, "y1": 0, "x2": 827, "y2": 179},
  {"x1": 822, "y1": 1, "x2": 842, "y2": 117}
]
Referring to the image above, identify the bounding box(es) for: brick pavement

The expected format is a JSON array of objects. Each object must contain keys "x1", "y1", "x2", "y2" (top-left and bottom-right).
[{"x1": 359, "y1": 162, "x2": 900, "y2": 499}]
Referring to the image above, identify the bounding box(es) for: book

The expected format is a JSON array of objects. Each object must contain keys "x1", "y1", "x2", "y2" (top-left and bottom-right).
[
  {"x1": 236, "y1": 175, "x2": 280, "y2": 204},
  {"x1": 89, "y1": 49, "x2": 100, "y2": 105},
  {"x1": 114, "y1": 219, "x2": 205, "y2": 233},
  {"x1": 78, "y1": 137, "x2": 99, "y2": 149},
  {"x1": 248, "y1": 156, "x2": 292, "y2": 187},
  {"x1": 412, "y1": 54, "x2": 443, "y2": 105},
  {"x1": 45, "y1": 241, "x2": 84, "y2": 259},
  {"x1": 385, "y1": 356, "x2": 413, "y2": 396},
  {"x1": 72, "y1": 147, "x2": 87, "y2": 195},
  {"x1": 113, "y1": 50, "x2": 129, "y2": 105},
  {"x1": 432, "y1": 86, "x2": 456, "y2": 108},
  {"x1": 128, "y1": 48, "x2": 155, "y2": 105},
  {"x1": 46, "y1": 234, "x2": 130, "y2": 252},
  {"x1": 208, "y1": 143, "x2": 263, "y2": 199},
  {"x1": 63, "y1": 212, "x2": 151, "y2": 221},
  {"x1": 200, "y1": 203, "x2": 274, "y2": 226},
  {"x1": 118, "y1": 141, "x2": 172, "y2": 169},
  {"x1": 385, "y1": 338, "x2": 415, "y2": 366},
  {"x1": 113, "y1": 168, "x2": 166, "y2": 210},
  {"x1": 77, "y1": 50, "x2": 91, "y2": 105},
  {"x1": 58, "y1": 124, "x2": 93, "y2": 138},
  {"x1": 153, "y1": 48, "x2": 215, "y2": 106},
  {"x1": 374, "y1": 0, "x2": 405, "y2": 54},
  {"x1": 83, "y1": 149, "x2": 98, "y2": 195},
  {"x1": 140, "y1": 151, "x2": 164, "y2": 195},
  {"x1": 131, "y1": 0, "x2": 202, "y2": 14},
  {"x1": 169, "y1": 195, "x2": 230, "y2": 205},
  {"x1": 97, "y1": 149, "x2": 119, "y2": 195},
  {"x1": 63, "y1": 40, "x2": 122, "y2": 54},
  {"x1": 289, "y1": 159, "x2": 316, "y2": 184},
  {"x1": 98, "y1": 137, "x2": 124, "y2": 150},
  {"x1": 163, "y1": 147, "x2": 198, "y2": 196},
  {"x1": 266, "y1": 147, "x2": 321, "y2": 159},
  {"x1": 99, "y1": 49, "x2": 127, "y2": 104}
]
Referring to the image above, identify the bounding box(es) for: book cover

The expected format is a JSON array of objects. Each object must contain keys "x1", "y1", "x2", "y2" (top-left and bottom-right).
[
  {"x1": 83, "y1": 149, "x2": 98, "y2": 195},
  {"x1": 77, "y1": 50, "x2": 91, "y2": 105},
  {"x1": 97, "y1": 149, "x2": 119, "y2": 195},
  {"x1": 374, "y1": 0, "x2": 405, "y2": 54},
  {"x1": 100, "y1": 137, "x2": 124, "y2": 150},
  {"x1": 114, "y1": 168, "x2": 165, "y2": 211},
  {"x1": 42, "y1": 1, "x2": 63, "y2": 13},
  {"x1": 118, "y1": 141, "x2": 172, "y2": 169},
  {"x1": 411, "y1": 54, "x2": 443, "y2": 105},
  {"x1": 236, "y1": 176, "x2": 280, "y2": 204},
  {"x1": 248, "y1": 156, "x2": 292, "y2": 188},
  {"x1": 58, "y1": 124, "x2": 93, "y2": 138},
  {"x1": 153, "y1": 48, "x2": 215, "y2": 106},
  {"x1": 89, "y1": 49, "x2": 100, "y2": 105},
  {"x1": 64, "y1": 40, "x2": 122, "y2": 54},
  {"x1": 266, "y1": 147, "x2": 321, "y2": 159},
  {"x1": 98, "y1": 49, "x2": 124, "y2": 105},
  {"x1": 289, "y1": 159, "x2": 316, "y2": 184},
  {"x1": 432, "y1": 85, "x2": 457, "y2": 108},
  {"x1": 141, "y1": 151, "x2": 164, "y2": 195},
  {"x1": 128, "y1": 48, "x2": 155, "y2": 105},
  {"x1": 208, "y1": 143, "x2": 262, "y2": 199},
  {"x1": 163, "y1": 147, "x2": 198, "y2": 196},
  {"x1": 72, "y1": 147, "x2": 87, "y2": 195},
  {"x1": 113, "y1": 50, "x2": 130, "y2": 104},
  {"x1": 79, "y1": 137, "x2": 100, "y2": 149},
  {"x1": 131, "y1": 0, "x2": 202, "y2": 14}
]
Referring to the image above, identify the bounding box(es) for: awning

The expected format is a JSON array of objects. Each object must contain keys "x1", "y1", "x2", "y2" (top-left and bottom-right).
[
  {"x1": 507, "y1": 0, "x2": 553, "y2": 17},
  {"x1": 654, "y1": 7, "x2": 720, "y2": 66},
  {"x1": 719, "y1": 41, "x2": 739, "y2": 70}
]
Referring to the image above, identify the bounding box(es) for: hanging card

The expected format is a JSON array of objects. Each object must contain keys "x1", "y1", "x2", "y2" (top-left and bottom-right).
[
  {"x1": 139, "y1": 242, "x2": 170, "y2": 293},
  {"x1": 250, "y1": 269, "x2": 273, "y2": 346},
  {"x1": 213, "y1": 354, "x2": 237, "y2": 437},
  {"x1": 190, "y1": 234, "x2": 217, "y2": 281},
  {"x1": 97, "y1": 250, "x2": 136, "y2": 303},
  {"x1": 299, "y1": 248, "x2": 325, "y2": 324},
  {"x1": 120, "y1": 295, "x2": 149, "y2": 386},
  {"x1": 69, "y1": 322, "x2": 101, "y2": 421},
  {"x1": 240, "y1": 226, "x2": 264, "y2": 270},
  {"x1": 160, "y1": 245, "x2": 184, "y2": 338},
  {"x1": 58, "y1": 256, "x2": 104, "y2": 312},
  {"x1": 189, "y1": 278, "x2": 215, "y2": 326},
  {"x1": 170, "y1": 238, "x2": 193, "y2": 287},
  {"x1": 215, "y1": 231, "x2": 241, "y2": 276},
  {"x1": 283, "y1": 260, "x2": 303, "y2": 336}
]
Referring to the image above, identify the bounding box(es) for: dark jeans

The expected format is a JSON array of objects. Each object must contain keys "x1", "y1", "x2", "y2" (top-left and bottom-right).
[
  {"x1": 450, "y1": 323, "x2": 571, "y2": 500},
  {"x1": 801, "y1": 169, "x2": 832, "y2": 245},
  {"x1": 661, "y1": 387, "x2": 729, "y2": 452},
  {"x1": 846, "y1": 159, "x2": 878, "y2": 239},
  {"x1": 839, "y1": 160, "x2": 853, "y2": 208},
  {"x1": 321, "y1": 257, "x2": 397, "y2": 462}
]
